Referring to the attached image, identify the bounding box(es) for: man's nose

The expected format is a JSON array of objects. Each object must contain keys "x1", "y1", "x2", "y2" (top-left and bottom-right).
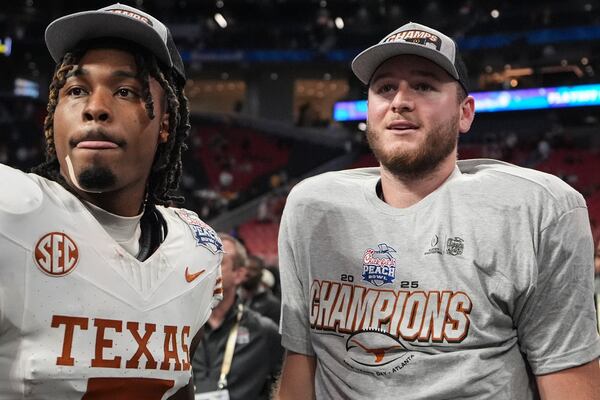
[
  {"x1": 82, "y1": 90, "x2": 112, "y2": 122},
  {"x1": 391, "y1": 82, "x2": 415, "y2": 113}
]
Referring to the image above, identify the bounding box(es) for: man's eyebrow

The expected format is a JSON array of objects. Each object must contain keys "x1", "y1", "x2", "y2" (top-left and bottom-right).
[
  {"x1": 371, "y1": 72, "x2": 394, "y2": 83},
  {"x1": 64, "y1": 68, "x2": 138, "y2": 80},
  {"x1": 65, "y1": 67, "x2": 87, "y2": 79},
  {"x1": 112, "y1": 70, "x2": 138, "y2": 79},
  {"x1": 371, "y1": 69, "x2": 445, "y2": 83},
  {"x1": 411, "y1": 69, "x2": 444, "y2": 81}
]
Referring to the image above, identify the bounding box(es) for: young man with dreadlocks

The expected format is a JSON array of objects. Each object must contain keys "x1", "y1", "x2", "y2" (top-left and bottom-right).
[{"x1": 0, "y1": 4, "x2": 223, "y2": 399}]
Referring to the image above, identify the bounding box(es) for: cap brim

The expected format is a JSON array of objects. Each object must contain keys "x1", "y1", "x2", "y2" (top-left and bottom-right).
[
  {"x1": 351, "y1": 42, "x2": 459, "y2": 85},
  {"x1": 45, "y1": 10, "x2": 172, "y2": 68}
]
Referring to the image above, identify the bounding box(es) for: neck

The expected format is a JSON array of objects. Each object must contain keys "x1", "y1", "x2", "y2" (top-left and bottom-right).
[
  {"x1": 379, "y1": 154, "x2": 456, "y2": 208},
  {"x1": 62, "y1": 174, "x2": 147, "y2": 216},
  {"x1": 208, "y1": 288, "x2": 236, "y2": 329},
  {"x1": 80, "y1": 192, "x2": 146, "y2": 216}
]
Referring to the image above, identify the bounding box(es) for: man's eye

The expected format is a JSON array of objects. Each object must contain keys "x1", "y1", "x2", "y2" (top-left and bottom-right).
[
  {"x1": 378, "y1": 84, "x2": 396, "y2": 93},
  {"x1": 415, "y1": 83, "x2": 433, "y2": 91},
  {"x1": 66, "y1": 87, "x2": 86, "y2": 96},
  {"x1": 116, "y1": 88, "x2": 138, "y2": 98}
]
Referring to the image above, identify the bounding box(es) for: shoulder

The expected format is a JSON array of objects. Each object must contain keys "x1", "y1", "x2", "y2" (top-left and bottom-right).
[
  {"x1": 291, "y1": 167, "x2": 379, "y2": 195},
  {"x1": 286, "y1": 167, "x2": 379, "y2": 209},
  {"x1": 244, "y1": 307, "x2": 279, "y2": 334},
  {"x1": 0, "y1": 164, "x2": 44, "y2": 214},
  {"x1": 457, "y1": 159, "x2": 585, "y2": 210},
  {"x1": 158, "y1": 206, "x2": 224, "y2": 255}
]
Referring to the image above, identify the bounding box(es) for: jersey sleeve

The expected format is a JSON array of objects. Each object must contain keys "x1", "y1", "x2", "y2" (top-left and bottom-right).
[
  {"x1": 515, "y1": 206, "x2": 600, "y2": 375},
  {"x1": 278, "y1": 196, "x2": 315, "y2": 356},
  {"x1": 0, "y1": 164, "x2": 43, "y2": 215}
]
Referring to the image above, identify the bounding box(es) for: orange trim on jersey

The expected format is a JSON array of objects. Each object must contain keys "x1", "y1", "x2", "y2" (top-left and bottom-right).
[{"x1": 82, "y1": 377, "x2": 175, "y2": 399}]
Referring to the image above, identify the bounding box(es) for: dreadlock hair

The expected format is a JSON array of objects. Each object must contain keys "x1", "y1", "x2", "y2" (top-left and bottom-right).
[{"x1": 32, "y1": 38, "x2": 191, "y2": 207}]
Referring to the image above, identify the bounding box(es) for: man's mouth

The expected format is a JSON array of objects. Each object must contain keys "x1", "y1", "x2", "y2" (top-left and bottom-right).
[
  {"x1": 70, "y1": 128, "x2": 124, "y2": 149},
  {"x1": 76, "y1": 141, "x2": 119, "y2": 149},
  {"x1": 387, "y1": 120, "x2": 419, "y2": 131}
]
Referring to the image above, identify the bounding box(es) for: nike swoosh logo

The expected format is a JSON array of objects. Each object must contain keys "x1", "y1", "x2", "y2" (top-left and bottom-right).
[{"x1": 185, "y1": 267, "x2": 206, "y2": 283}]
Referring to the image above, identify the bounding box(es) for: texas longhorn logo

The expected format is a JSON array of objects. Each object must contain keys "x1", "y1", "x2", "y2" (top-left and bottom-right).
[
  {"x1": 362, "y1": 243, "x2": 396, "y2": 287},
  {"x1": 344, "y1": 329, "x2": 415, "y2": 373}
]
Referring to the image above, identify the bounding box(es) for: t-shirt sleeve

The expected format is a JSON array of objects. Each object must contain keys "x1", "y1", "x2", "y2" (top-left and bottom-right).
[
  {"x1": 278, "y1": 198, "x2": 315, "y2": 356},
  {"x1": 515, "y1": 206, "x2": 600, "y2": 375}
]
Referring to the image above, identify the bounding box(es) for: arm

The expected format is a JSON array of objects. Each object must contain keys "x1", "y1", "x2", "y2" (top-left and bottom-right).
[
  {"x1": 514, "y1": 206, "x2": 600, "y2": 378},
  {"x1": 536, "y1": 360, "x2": 600, "y2": 400},
  {"x1": 275, "y1": 193, "x2": 317, "y2": 399},
  {"x1": 273, "y1": 351, "x2": 316, "y2": 400}
]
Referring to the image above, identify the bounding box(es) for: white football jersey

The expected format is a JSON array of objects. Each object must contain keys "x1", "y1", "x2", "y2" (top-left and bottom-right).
[{"x1": 0, "y1": 164, "x2": 223, "y2": 399}]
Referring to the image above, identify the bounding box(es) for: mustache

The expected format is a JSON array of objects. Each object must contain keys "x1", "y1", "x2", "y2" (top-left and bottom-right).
[
  {"x1": 69, "y1": 128, "x2": 125, "y2": 147},
  {"x1": 387, "y1": 116, "x2": 418, "y2": 125}
]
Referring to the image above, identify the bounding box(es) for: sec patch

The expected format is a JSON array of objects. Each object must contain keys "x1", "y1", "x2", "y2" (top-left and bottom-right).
[{"x1": 34, "y1": 232, "x2": 79, "y2": 276}]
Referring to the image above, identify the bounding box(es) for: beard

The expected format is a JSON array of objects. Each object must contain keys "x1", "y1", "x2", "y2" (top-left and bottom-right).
[
  {"x1": 77, "y1": 166, "x2": 117, "y2": 191},
  {"x1": 366, "y1": 115, "x2": 459, "y2": 180}
]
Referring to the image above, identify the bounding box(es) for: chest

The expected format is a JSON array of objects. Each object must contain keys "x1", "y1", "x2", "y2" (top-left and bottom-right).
[
  {"x1": 299, "y1": 207, "x2": 537, "y2": 355},
  {"x1": 0, "y1": 202, "x2": 220, "y2": 399}
]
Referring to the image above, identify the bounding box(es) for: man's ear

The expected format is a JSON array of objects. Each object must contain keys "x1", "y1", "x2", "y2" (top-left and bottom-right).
[
  {"x1": 458, "y1": 96, "x2": 475, "y2": 134},
  {"x1": 159, "y1": 113, "x2": 170, "y2": 143}
]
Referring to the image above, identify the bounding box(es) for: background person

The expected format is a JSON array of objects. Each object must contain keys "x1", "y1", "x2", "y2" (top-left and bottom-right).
[
  {"x1": 193, "y1": 233, "x2": 283, "y2": 400},
  {"x1": 239, "y1": 254, "x2": 281, "y2": 324}
]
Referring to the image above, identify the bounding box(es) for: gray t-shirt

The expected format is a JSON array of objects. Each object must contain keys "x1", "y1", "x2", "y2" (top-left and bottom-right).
[{"x1": 279, "y1": 159, "x2": 600, "y2": 400}]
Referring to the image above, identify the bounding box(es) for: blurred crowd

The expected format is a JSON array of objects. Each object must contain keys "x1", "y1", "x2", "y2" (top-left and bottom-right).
[{"x1": 0, "y1": 98, "x2": 45, "y2": 171}]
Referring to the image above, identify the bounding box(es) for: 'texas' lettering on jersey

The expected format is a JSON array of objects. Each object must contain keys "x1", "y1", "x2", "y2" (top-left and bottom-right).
[{"x1": 51, "y1": 315, "x2": 193, "y2": 371}]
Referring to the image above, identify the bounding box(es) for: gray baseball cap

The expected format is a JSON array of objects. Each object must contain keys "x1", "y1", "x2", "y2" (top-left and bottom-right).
[
  {"x1": 45, "y1": 3, "x2": 186, "y2": 83},
  {"x1": 351, "y1": 22, "x2": 469, "y2": 93}
]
